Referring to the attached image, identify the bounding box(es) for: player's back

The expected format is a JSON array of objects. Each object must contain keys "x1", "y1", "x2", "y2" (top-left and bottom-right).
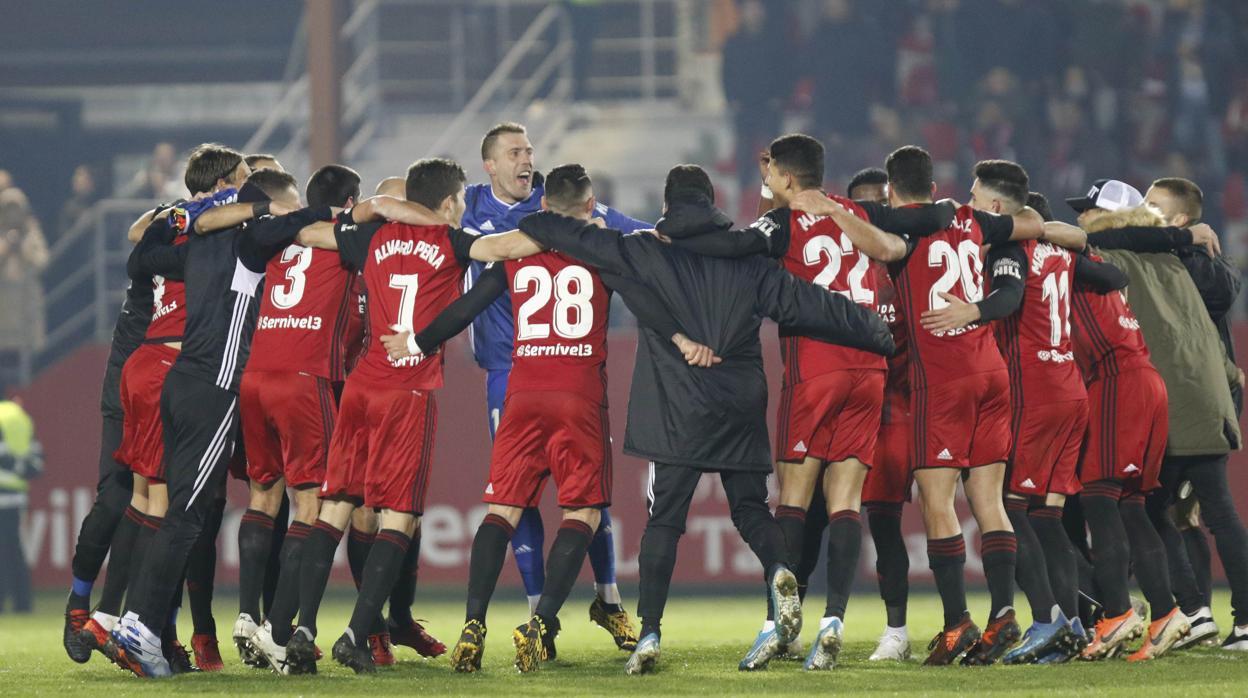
[
  {"x1": 247, "y1": 243, "x2": 356, "y2": 380},
  {"x1": 1071, "y1": 257, "x2": 1153, "y2": 381},
  {"x1": 352, "y1": 221, "x2": 465, "y2": 390},
  {"x1": 892, "y1": 204, "x2": 1005, "y2": 389},
  {"x1": 781, "y1": 197, "x2": 886, "y2": 383},
  {"x1": 145, "y1": 237, "x2": 189, "y2": 343},
  {"x1": 993, "y1": 239, "x2": 1084, "y2": 404},
  {"x1": 504, "y1": 250, "x2": 610, "y2": 403}
]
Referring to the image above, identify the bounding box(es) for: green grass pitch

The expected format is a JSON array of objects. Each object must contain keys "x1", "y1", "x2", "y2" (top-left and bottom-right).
[{"x1": 4, "y1": 589, "x2": 1248, "y2": 696}]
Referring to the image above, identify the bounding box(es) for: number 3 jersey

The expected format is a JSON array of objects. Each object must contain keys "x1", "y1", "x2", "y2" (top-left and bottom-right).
[
  {"x1": 504, "y1": 250, "x2": 610, "y2": 403},
  {"x1": 988, "y1": 239, "x2": 1086, "y2": 405},
  {"x1": 890, "y1": 203, "x2": 1015, "y2": 388},
  {"x1": 334, "y1": 218, "x2": 479, "y2": 391},
  {"x1": 245, "y1": 239, "x2": 360, "y2": 381}
]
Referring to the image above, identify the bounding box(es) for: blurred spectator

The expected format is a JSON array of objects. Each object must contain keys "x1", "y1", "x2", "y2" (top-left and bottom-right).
[
  {"x1": 128, "y1": 141, "x2": 184, "y2": 200},
  {"x1": 0, "y1": 187, "x2": 49, "y2": 353},
  {"x1": 721, "y1": 0, "x2": 789, "y2": 187},
  {"x1": 807, "y1": 0, "x2": 891, "y2": 146},
  {"x1": 0, "y1": 391, "x2": 43, "y2": 614},
  {"x1": 55, "y1": 165, "x2": 97, "y2": 244}
]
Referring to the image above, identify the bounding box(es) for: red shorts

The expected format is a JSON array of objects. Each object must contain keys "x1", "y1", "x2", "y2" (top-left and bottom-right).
[
  {"x1": 1080, "y1": 367, "x2": 1168, "y2": 493},
  {"x1": 1007, "y1": 399, "x2": 1088, "y2": 496},
  {"x1": 486, "y1": 391, "x2": 611, "y2": 509},
  {"x1": 241, "y1": 370, "x2": 337, "y2": 488},
  {"x1": 322, "y1": 380, "x2": 437, "y2": 513},
  {"x1": 913, "y1": 369, "x2": 1012, "y2": 469},
  {"x1": 776, "y1": 369, "x2": 885, "y2": 465},
  {"x1": 863, "y1": 415, "x2": 913, "y2": 505},
  {"x1": 116, "y1": 343, "x2": 179, "y2": 482}
]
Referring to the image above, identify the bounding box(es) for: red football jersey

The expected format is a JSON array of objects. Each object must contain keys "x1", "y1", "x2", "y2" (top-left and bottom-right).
[
  {"x1": 341, "y1": 272, "x2": 367, "y2": 377},
  {"x1": 349, "y1": 222, "x2": 468, "y2": 391},
  {"x1": 144, "y1": 234, "x2": 189, "y2": 342},
  {"x1": 504, "y1": 251, "x2": 610, "y2": 404},
  {"x1": 779, "y1": 197, "x2": 887, "y2": 384},
  {"x1": 992, "y1": 240, "x2": 1086, "y2": 404},
  {"x1": 245, "y1": 243, "x2": 358, "y2": 380},
  {"x1": 1071, "y1": 255, "x2": 1153, "y2": 381},
  {"x1": 891, "y1": 204, "x2": 1007, "y2": 389}
]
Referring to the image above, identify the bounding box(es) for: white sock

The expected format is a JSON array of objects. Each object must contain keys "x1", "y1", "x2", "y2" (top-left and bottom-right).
[
  {"x1": 761, "y1": 620, "x2": 776, "y2": 633},
  {"x1": 998, "y1": 605, "x2": 1017, "y2": 620},
  {"x1": 819, "y1": 616, "x2": 841, "y2": 631},
  {"x1": 595, "y1": 583, "x2": 622, "y2": 606},
  {"x1": 885, "y1": 624, "x2": 908, "y2": 639},
  {"x1": 527, "y1": 594, "x2": 541, "y2": 616}
]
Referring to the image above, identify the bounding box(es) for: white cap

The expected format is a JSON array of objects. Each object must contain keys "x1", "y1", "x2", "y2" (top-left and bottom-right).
[{"x1": 1066, "y1": 179, "x2": 1144, "y2": 213}]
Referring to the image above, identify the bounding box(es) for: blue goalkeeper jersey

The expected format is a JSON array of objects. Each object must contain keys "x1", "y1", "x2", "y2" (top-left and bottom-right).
[{"x1": 462, "y1": 180, "x2": 651, "y2": 370}]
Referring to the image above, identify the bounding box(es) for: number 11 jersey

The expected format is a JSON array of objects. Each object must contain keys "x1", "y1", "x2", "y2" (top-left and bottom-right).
[{"x1": 890, "y1": 203, "x2": 1014, "y2": 389}]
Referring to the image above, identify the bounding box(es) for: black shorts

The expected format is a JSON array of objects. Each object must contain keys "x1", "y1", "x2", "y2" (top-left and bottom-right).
[{"x1": 100, "y1": 359, "x2": 125, "y2": 421}]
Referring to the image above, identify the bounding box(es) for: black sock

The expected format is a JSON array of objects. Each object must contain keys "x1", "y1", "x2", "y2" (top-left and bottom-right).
[
  {"x1": 927, "y1": 534, "x2": 967, "y2": 629},
  {"x1": 535, "y1": 520, "x2": 595, "y2": 623},
  {"x1": 867, "y1": 503, "x2": 909, "y2": 628},
  {"x1": 389, "y1": 530, "x2": 421, "y2": 625},
  {"x1": 1183, "y1": 525, "x2": 1214, "y2": 608},
  {"x1": 823, "y1": 509, "x2": 861, "y2": 620},
  {"x1": 237, "y1": 508, "x2": 276, "y2": 622},
  {"x1": 1122, "y1": 496, "x2": 1177, "y2": 618},
  {"x1": 797, "y1": 490, "x2": 828, "y2": 599},
  {"x1": 640, "y1": 617, "x2": 661, "y2": 641},
  {"x1": 1006, "y1": 498, "x2": 1055, "y2": 623},
  {"x1": 980, "y1": 530, "x2": 1017, "y2": 621},
  {"x1": 347, "y1": 529, "x2": 411, "y2": 648},
  {"x1": 347, "y1": 527, "x2": 374, "y2": 590},
  {"x1": 95, "y1": 505, "x2": 144, "y2": 616},
  {"x1": 297, "y1": 521, "x2": 345, "y2": 639},
  {"x1": 465, "y1": 514, "x2": 514, "y2": 624},
  {"x1": 774, "y1": 505, "x2": 807, "y2": 574},
  {"x1": 1031, "y1": 505, "x2": 1079, "y2": 621},
  {"x1": 263, "y1": 493, "x2": 289, "y2": 617},
  {"x1": 186, "y1": 497, "x2": 225, "y2": 636},
  {"x1": 125, "y1": 514, "x2": 162, "y2": 608},
  {"x1": 267, "y1": 521, "x2": 310, "y2": 646},
  {"x1": 1081, "y1": 483, "x2": 1132, "y2": 616}
]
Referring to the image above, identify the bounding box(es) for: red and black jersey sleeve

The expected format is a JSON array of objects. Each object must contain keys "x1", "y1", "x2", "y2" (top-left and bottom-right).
[
  {"x1": 334, "y1": 216, "x2": 382, "y2": 272},
  {"x1": 447, "y1": 226, "x2": 482, "y2": 267},
  {"x1": 972, "y1": 209, "x2": 1016, "y2": 246}
]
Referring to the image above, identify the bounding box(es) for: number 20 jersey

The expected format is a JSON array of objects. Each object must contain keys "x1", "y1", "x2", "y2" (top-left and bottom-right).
[
  {"x1": 891, "y1": 204, "x2": 1009, "y2": 389},
  {"x1": 504, "y1": 250, "x2": 610, "y2": 404},
  {"x1": 246, "y1": 244, "x2": 358, "y2": 380},
  {"x1": 781, "y1": 197, "x2": 886, "y2": 384},
  {"x1": 351, "y1": 222, "x2": 471, "y2": 391}
]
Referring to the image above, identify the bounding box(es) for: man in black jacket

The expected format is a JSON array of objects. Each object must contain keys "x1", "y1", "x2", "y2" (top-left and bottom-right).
[{"x1": 517, "y1": 165, "x2": 895, "y2": 675}]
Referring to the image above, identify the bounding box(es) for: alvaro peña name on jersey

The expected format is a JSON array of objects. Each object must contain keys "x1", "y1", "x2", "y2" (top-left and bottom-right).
[
  {"x1": 516, "y1": 343, "x2": 594, "y2": 358},
  {"x1": 374, "y1": 238, "x2": 445, "y2": 269}
]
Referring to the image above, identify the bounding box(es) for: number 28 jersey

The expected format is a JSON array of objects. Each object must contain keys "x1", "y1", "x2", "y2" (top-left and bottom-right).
[
  {"x1": 336, "y1": 220, "x2": 478, "y2": 391},
  {"x1": 891, "y1": 204, "x2": 1014, "y2": 389},
  {"x1": 780, "y1": 197, "x2": 886, "y2": 383},
  {"x1": 504, "y1": 250, "x2": 610, "y2": 404}
]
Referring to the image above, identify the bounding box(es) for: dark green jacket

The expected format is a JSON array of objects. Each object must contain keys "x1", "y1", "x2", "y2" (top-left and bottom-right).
[{"x1": 1097, "y1": 248, "x2": 1241, "y2": 455}]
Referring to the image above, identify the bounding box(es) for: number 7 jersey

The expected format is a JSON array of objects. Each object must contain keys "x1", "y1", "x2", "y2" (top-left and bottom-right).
[
  {"x1": 890, "y1": 203, "x2": 1014, "y2": 388},
  {"x1": 343, "y1": 220, "x2": 477, "y2": 391}
]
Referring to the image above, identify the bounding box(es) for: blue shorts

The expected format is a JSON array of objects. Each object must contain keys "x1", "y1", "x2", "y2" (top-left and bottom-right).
[{"x1": 486, "y1": 368, "x2": 510, "y2": 440}]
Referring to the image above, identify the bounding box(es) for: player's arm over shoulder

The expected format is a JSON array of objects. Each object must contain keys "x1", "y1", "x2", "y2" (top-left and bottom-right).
[{"x1": 457, "y1": 227, "x2": 544, "y2": 263}]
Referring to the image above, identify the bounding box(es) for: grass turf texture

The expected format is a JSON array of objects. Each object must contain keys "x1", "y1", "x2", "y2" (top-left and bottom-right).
[{"x1": 5, "y1": 590, "x2": 1248, "y2": 696}]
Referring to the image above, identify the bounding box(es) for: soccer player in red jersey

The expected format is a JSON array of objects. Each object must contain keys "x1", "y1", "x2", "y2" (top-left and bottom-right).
[
  {"x1": 249, "y1": 158, "x2": 543, "y2": 675},
  {"x1": 921, "y1": 161, "x2": 1092, "y2": 664},
  {"x1": 792, "y1": 145, "x2": 1085, "y2": 666},
  {"x1": 372, "y1": 164, "x2": 702, "y2": 673},
  {"x1": 231, "y1": 164, "x2": 363, "y2": 662},
  {"x1": 1057, "y1": 205, "x2": 1188, "y2": 661}
]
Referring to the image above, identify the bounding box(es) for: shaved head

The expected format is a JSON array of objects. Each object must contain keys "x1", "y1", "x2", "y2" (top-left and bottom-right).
[{"x1": 375, "y1": 176, "x2": 406, "y2": 199}]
